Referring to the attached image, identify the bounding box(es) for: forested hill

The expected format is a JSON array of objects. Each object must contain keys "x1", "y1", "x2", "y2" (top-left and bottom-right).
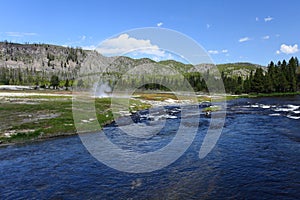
[
  {"x1": 0, "y1": 41, "x2": 88, "y2": 85},
  {"x1": 0, "y1": 41, "x2": 299, "y2": 94},
  {"x1": 221, "y1": 58, "x2": 300, "y2": 94}
]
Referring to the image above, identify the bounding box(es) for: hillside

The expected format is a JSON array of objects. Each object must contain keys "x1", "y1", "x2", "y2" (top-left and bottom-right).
[
  {"x1": 0, "y1": 42, "x2": 264, "y2": 87},
  {"x1": 217, "y1": 62, "x2": 266, "y2": 78}
]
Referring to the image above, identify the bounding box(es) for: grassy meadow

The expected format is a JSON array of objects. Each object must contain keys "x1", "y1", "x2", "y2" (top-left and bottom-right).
[{"x1": 0, "y1": 91, "x2": 150, "y2": 144}]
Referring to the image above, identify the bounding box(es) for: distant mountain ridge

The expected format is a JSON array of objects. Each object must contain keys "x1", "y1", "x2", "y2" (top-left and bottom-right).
[{"x1": 0, "y1": 41, "x2": 265, "y2": 86}]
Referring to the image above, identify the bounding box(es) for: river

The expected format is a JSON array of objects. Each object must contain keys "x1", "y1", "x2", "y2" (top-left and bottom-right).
[{"x1": 1, "y1": 96, "x2": 299, "y2": 199}]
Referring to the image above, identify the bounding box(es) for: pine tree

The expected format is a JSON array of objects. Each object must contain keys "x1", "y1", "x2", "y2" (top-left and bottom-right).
[
  {"x1": 252, "y1": 68, "x2": 264, "y2": 93},
  {"x1": 50, "y1": 75, "x2": 59, "y2": 89},
  {"x1": 267, "y1": 61, "x2": 276, "y2": 92},
  {"x1": 65, "y1": 79, "x2": 69, "y2": 90},
  {"x1": 288, "y1": 57, "x2": 297, "y2": 92}
]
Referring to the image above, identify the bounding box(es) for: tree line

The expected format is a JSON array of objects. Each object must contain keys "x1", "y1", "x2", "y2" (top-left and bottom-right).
[
  {"x1": 131, "y1": 57, "x2": 300, "y2": 94},
  {"x1": 222, "y1": 57, "x2": 299, "y2": 94},
  {"x1": 0, "y1": 56, "x2": 299, "y2": 94},
  {"x1": 126, "y1": 57, "x2": 300, "y2": 94},
  {"x1": 0, "y1": 66, "x2": 74, "y2": 90}
]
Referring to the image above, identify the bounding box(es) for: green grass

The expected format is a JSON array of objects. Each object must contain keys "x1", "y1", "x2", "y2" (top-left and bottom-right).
[
  {"x1": 1, "y1": 90, "x2": 299, "y2": 145},
  {"x1": 0, "y1": 94, "x2": 150, "y2": 144},
  {"x1": 203, "y1": 106, "x2": 221, "y2": 112},
  {"x1": 0, "y1": 98, "x2": 74, "y2": 143},
  {"x1": 134, "y1": 92, "x2": 178, "y2": 101},
  {"x1": 236, "y1": 92, "x2": 300, "y2": 98},
  {"x1": 197, "y1": 95, "x2": 239, "y2": 103}
]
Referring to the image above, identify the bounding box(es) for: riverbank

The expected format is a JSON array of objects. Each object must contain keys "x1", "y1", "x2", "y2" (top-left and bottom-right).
[
  {"x1": 2, "y1": 94, "x2": 299, "y2": 199},
  {"x1": 237, "y1": 91, "x2": 300, "y2": 98},
  {"x1": 1, "y1": 90, "x2": 299, "y2": 146},
  {"x1": 0, "y1": 91, "x2": 151, "y2": 146}
]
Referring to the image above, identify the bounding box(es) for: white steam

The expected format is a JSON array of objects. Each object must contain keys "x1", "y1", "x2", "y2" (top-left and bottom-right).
[{"x1": 93, "y1": 82, "x2": 112, "y2": 98}]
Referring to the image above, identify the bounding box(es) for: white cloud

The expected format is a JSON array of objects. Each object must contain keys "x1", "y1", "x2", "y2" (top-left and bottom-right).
[
  {"x1": 64, "y1": 35, "x2": 90, "y2": 47},
  {"x1": 96, "y1": 33, "x2": 165, "y2": 57},
  {"x1": 264, "y1": 16, "x2": 273, "y2": 22},
  {"x1": 208, "y1": 49, "x2": 228, "y2": 55},
  {"x1": 278, "y1": 44, "x2": 299, "y2": 54},
  {"x1": 152, "y1": 56, "x2": 160, "y2": 62},
  {"x1": 221, "y1": 49, "x2": 228, "y2": 53},
  {"x1": 208, "y1": 50, "x2": 219, "y2": 54},
  {"x1": 152, "y1": 53, "x2": 174, "y2": 62},
  {"x1": 82, "y1": 45, "x2": 96, "y2": 50},
  {"x1": 262, "y1": 35, "x2": 270, "y2": 40},
  {"x1": 6, "y1": 32, "x2": 37, "y2": 37},
  {"x1": 157, "y1": 22, "x2": 163, "y2": 27},
  {"x1": 239, "y1": 37, "x2": 250, "y2": 43},
  {"x1": 255, "y1": 17, "x2": 259, "y2": 21}
]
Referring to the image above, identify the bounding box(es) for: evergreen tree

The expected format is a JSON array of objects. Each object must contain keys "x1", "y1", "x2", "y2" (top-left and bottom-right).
[
  {"x1": 267, "y1": 61, "x2": 276, "y2": 92},
  {"x1": 288, "y1": 57, "x2": 297, "y2": 92},
  {"x1": 50, "y1": 75, "x2": 59, "y2": 89},
  {"x1": 65, "y1": 79, "x2": 70, "y2": 90},
  {"x1": 251, "y1": 68, "x2": 264, "y2": 93}
]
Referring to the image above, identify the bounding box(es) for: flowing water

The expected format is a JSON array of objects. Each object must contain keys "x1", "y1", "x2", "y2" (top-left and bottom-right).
[{"x1": 0, "y1": 96, "x2": 299, "y2": 199}]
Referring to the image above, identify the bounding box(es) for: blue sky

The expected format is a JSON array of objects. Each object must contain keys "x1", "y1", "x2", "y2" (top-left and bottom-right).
[{"x1": 0, "y1": 0, "x2": 300, "y2": 65}]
